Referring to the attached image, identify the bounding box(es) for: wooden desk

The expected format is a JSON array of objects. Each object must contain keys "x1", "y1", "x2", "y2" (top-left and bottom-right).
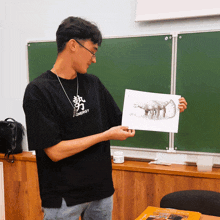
[
  {"x1": 112, "y1": 160, "x2": 220, "y2": 220},
  {"x1": 0, "y1": 152, "x2": 43, "y2": 220},
  {"x1": 1, "y1": 152, "x2": 220, "y2": 220}
]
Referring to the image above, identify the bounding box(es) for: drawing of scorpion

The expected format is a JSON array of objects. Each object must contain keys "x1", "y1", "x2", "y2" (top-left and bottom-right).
[{"x1": 133, "y1": 99, "x2": 176, "y2": 120}]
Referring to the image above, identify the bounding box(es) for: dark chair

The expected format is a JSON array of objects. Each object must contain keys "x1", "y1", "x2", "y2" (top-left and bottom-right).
[{"x1": 160, "y1": 190, "x2": 220, "y2": 217}]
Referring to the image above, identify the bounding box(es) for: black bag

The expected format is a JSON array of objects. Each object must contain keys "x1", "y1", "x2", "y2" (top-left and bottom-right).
[{"x1": 0, "y1": 118, "x2": 24, "y2": 158}]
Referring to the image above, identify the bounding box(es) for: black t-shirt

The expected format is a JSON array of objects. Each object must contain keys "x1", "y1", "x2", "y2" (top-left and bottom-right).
[{"x1": 23, "y1": 71, "x2": 122, "y2": 208}]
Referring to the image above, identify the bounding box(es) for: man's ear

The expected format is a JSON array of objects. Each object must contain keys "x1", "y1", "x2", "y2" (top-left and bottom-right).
[{"x1": 67, "y1": 39, "x2": 77, "y2": 52}]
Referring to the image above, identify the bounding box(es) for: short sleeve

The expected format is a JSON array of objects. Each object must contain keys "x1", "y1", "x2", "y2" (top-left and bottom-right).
[{"x1": 23, "y1": 84, "x2": 62, "y2": 151}]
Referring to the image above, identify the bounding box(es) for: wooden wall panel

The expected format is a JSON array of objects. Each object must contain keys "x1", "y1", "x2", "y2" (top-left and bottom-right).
[
  {"x1": 1, "y1": 153, "x2": 220, "y2": 220},
  {"x1": 112, "y1": 169, "x2": 220, "y2": 220},
  {"x1": 26, "y1": 161, "x2": 43, "y2": 220},
  {"x1": 0, "y1": 153, "x2": 43, "y2": 220}
]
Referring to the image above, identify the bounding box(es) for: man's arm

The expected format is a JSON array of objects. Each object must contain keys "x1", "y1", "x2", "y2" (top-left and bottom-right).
[{"x1": 44, "y1": 126, "x2": 135, "y2": 162}]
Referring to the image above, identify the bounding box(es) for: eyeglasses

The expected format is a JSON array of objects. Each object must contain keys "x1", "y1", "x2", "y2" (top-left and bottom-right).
[{"x1": 75, "y1": 39, "x2": 96, "y2": 58}]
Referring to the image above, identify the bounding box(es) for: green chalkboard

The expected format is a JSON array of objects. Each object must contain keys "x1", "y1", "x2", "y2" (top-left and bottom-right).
[
  {"x1": 175, "y1": 32, "x2": 220, "y2": 153},
  {"x1": 28, "y1": 35, "x2": 172, "y2": 150},
  {"x1": 28, "y1": 42, "x2": 57, "y2": 81}
]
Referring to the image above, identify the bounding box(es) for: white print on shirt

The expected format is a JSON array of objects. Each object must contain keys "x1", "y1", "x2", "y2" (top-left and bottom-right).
[{"x1": 73, "y1": 95, "x2": 89, "y2": 117}]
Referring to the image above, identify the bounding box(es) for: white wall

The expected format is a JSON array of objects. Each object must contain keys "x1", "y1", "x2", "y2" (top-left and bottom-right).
[{"x1": 0, "y1": 0, "x2": 220, "y2": 151}]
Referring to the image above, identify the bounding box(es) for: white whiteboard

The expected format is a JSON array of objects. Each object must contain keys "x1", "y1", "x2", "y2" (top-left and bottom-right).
[
  {"x1": 136, "y1": 0, "x2": 220, "y2": 21},
  {"x1": 0, "y1": 163, "x2": 5, "y2": 220}
]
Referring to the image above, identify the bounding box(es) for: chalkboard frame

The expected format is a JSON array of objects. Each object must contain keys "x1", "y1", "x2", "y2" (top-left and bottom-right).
[
  {"x1": 27, "y1": 34, "x2": 173, "y2": 151},
  {"x1": 27, "y1": 31, "x2": 220, "y2": 155}
]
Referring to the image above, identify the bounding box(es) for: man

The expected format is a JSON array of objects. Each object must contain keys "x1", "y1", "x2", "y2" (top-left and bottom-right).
[{"x1": 23, "y1": 17, "x2": 187, "y2": 220}]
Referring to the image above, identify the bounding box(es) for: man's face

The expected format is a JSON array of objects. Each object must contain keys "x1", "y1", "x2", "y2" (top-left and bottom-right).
[{"x1": 73, "y1": 39, "x2": 98, "y2": 74}]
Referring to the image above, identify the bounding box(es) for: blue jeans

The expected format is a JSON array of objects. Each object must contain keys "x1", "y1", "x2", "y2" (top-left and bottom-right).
[{"x1": 43, "y1": 195, "x2": 113, "y2": 220}]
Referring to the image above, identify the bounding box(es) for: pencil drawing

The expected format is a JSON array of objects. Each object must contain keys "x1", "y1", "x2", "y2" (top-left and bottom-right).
[{"x1": 133, "y1": 99, "x2": 176, "y2": 120}]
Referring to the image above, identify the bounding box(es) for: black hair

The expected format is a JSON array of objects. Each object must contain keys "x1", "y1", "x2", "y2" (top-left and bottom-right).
[{"x1": 56, "y1": 16, "x2": 102, "y2": 54}]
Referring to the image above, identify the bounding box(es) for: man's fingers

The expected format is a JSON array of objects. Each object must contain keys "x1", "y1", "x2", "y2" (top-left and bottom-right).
[
  {"x1": 178, "y1": 97, "x2": 187, "y2": 113},
  {"x1": 179, "y1": 97, "x2": 187, "y2": 105},
  {"x1": 118, "y1": 126, "x2": 129, "y2": 131},
  {"x1": 126, "y1": 129, "x2": 135, "y2": 136}
]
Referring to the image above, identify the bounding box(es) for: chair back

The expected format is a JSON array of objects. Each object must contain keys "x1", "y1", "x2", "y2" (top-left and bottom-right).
[{"x1": 160, "y1": 190, "x2": 220, "y2": 217}]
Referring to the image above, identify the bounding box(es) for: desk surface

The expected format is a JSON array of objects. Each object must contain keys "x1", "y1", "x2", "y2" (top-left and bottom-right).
[
  {"x1": 112, "y1": 159, "x2": 220, "y2": 179},
  {"x1": 1, "y1": 152, "x2": 220, "y2": 179}
]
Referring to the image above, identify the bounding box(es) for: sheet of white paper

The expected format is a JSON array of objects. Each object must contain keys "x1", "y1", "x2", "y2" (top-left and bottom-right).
[{"x1": 122, "y1": 89, "x2": 181, "y2": 133}]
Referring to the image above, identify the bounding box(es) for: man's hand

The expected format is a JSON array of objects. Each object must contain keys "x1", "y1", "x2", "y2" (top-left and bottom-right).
[
  {"x1": 104, "y1": 126, "x2": 135, "y2": 141},
  {"x1": 178, "y1": 97, "x2": 187, "y2": 113}
]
